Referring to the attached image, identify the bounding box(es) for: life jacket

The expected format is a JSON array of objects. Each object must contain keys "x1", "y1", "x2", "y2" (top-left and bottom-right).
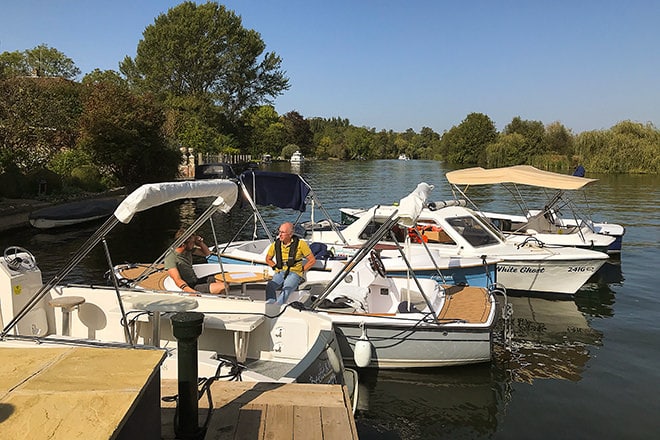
[{"x1": 274, "y1": 236, "x2": 301, "y2": 270}]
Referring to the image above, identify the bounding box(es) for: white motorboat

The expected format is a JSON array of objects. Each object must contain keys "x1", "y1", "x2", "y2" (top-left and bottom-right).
[
  {"x1": 212, "y1": 171, "x2": 499, "y2": 289},
  {"x1": 317, "y1": 190, "x2": 609, "y2": 295},
  {"x1": 446, "y1": 165, "x2": 625, "y2": 254},
  {"x1": 290, "y1": 151, "x2": 304, "y2": 163},
  {"x1": 398, "y1": 153, "x2": 409, "y2": 160},
  {"x1": 0, "y1": 180, "x2": 354, "y2": 393}
]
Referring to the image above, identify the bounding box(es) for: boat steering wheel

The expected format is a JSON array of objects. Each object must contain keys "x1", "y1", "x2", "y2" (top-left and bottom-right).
[
  {"x1": 368, "y1": 250, "x2": 387, "y2": 278},
  {"x1": 3, "y1": 246, "x2": 37, "y2": 271}
]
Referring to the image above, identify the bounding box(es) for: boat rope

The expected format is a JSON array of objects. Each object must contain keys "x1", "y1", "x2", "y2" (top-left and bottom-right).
[{"x1": 162, "y1": 356, "x2": 246, "y2": 435}]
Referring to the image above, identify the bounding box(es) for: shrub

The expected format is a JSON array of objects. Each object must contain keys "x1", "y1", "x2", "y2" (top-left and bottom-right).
[
  {"x1": 0, "y1": 169, "x2": 26, "y2": 198},
  {"x1": 70, "y1": 165, "x2": 105, "y2": 192}
]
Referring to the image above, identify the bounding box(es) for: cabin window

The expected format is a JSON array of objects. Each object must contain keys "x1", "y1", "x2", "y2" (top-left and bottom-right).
[
  {"x1": 446, "y1": 216, "x2": 499, "y2": 247},
  {"x1": 358, "y1": 221, "x2": 411, "y2": 242}
]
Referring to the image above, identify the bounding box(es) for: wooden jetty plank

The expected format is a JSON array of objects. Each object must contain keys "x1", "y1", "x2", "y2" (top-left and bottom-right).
[
  {"x1": 293, "y1": 406, "x2": 323, "y2": 439},
  {"x1": 161, "y1": 380, "x2": 357, "y2": 440},
  {"x1": 263, "y1": 404, "x2": 294, "y2": 439}
]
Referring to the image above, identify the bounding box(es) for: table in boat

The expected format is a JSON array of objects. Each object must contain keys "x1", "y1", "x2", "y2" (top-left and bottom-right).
[{"x1": 215, "y1": 271, "x2": 271, "y2": 295}]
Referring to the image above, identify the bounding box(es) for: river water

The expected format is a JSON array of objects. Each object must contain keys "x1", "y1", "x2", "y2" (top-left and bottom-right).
[{"x1": 1, "y1": 160, "x2": 658, "y2": 439}]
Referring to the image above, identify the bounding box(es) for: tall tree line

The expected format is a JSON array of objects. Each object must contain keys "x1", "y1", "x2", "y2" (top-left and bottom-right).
[{"x1": 0, "y1": 2, "x2": 657, "y2": 199}]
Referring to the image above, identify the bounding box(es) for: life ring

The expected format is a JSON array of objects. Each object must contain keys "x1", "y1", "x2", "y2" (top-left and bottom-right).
[{"x1": 368, "y1": 250, "x2": 387, "y2": 278}]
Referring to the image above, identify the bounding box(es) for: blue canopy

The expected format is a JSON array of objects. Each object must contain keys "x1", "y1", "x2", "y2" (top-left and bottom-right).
[{"x1": 239, "y1": 170, "x2": 310, "y2": 212}]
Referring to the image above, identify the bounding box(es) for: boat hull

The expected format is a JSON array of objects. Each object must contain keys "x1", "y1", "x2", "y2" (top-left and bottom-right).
[
  {"x1": 496, "y1": 258, "x2": 606, "y2": 294},
  {"x1": 332, "y1": 321, "x2": 493, "y2": 369}
]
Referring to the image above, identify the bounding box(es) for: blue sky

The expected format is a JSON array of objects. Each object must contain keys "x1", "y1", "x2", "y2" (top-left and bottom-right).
[{"x1": 2, "y1": 1, "x2": 659, "y2": 134}]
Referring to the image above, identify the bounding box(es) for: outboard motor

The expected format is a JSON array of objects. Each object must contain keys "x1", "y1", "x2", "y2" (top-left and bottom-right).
[{"x1": 0, "y1": 246, "x2": 51, "y2": 336}]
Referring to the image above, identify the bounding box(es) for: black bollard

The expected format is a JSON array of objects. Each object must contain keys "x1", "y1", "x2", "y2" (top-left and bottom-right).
[{"x1": 171, "y1": 311, "x2": 205, "y2": 439}]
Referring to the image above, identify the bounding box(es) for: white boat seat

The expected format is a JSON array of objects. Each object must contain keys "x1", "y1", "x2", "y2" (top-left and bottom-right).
[{"x1": 49, "y1": 296, "x2": 86, "y2": 336}]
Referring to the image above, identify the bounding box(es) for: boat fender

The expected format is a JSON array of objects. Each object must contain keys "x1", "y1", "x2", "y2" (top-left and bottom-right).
[{"x1": 353, "y1": 323, "x2": 372, "y2": 368}]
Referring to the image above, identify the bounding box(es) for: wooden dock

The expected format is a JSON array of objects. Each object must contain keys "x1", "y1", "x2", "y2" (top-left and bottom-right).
[
  {"x1": 0, "y1": 345, "x2": 165, "y2": 439},
  {"x1": 161, "y1": 380, "x2": 359, "y2": 439}
]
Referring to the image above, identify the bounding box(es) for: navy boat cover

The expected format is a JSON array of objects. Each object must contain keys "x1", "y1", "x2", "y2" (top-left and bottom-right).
[{"x1": 239, "y1": 170, "x2": 310, "y2": 212}]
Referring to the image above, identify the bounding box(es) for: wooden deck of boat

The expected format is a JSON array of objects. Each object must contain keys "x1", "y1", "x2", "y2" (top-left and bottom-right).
[
  {"x1": 438, "y1": 285, "x2": 493, "y2": 323},
  {"x1": 119, "y1": 264, "x2": 169, "y2": 290},
  {"x1": 160, "y1": 379, "x2": 359, "y2": 439}
]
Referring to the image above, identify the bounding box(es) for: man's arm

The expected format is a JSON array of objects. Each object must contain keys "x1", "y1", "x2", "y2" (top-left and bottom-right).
[
  {"x1": 167, "y1": 267, "x2": 197, "y2": 293},
  {"x1": 302, "y1": 242, "x2": 316, "y2": 272},
  {"x1": 192, "y1": 235, "x2": 211, "y2": 257}
]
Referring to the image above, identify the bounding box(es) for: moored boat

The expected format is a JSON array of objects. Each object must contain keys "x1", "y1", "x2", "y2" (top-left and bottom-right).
[
  {"x1": 290, "y1": 150, "x2": 304, "y2": 163},
  {"x1": 28, "y1": 196, "x2": 121, "y2": 229},
  {"x1": 115, "y1": 205, "x2": 504, "y2": 369},
  {"x1": 1, "y1": 180, "x2": 354, "y2": 393},
  {"x1": 446, "y1": 165, "x2": 625, "y2": 254},
  {"x1": 317, "y1": 185, "x2": 609, "y2": 295}
]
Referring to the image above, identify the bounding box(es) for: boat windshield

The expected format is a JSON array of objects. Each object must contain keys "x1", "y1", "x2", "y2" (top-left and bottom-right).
[{"x1": 446, "y1": 216, "x2": 500, "y2": 247}]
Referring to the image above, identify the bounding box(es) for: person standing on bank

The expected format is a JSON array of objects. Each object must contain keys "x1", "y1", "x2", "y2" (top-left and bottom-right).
[
  {"x1": 165, "y1": 228, "x2": 227, "y2": 295},
  {"x1": 265, "y1": 222, "x2": 316, "y2": 304}
]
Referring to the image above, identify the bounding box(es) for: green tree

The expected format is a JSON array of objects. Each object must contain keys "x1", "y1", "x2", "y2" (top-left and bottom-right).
[
  {"x1": 78, "y1": 81, "x2": 180, "y2": 187},
  {"x1": 120, "y1": 1, "x2": 289, "y2": 123},
  {"x1": 0, "y1": 77, "x2": 81, "y2": 173},
  {"x1": 282, "y1": 111, "x2": 313, "y2": 155},
  {"x1": 0, "y1": 44, "x2": 80, "y2": 79},
  {"x1": 503, "y1": 116, "x2": 545, "y2": 162},
  {"x1": 486, "y1": 133, "x2": 524, "y2": 167},
  {"x1": 82, "y1": 69, "x2": 127, "y2": 87},
  {"x1": 442, "y1": 113, "x2": 498, "y2": 164},
  {"x1": 243, "y1": 105, "x2": 284, "y2": 156},
  {"x1": 543, "y1": 121, "x2": 574, "y2": 156}
]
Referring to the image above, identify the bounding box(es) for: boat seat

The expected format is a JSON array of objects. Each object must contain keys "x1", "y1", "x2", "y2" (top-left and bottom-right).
[{"x1": 49, "y1": 296, "x2": 85, "y2": 336}]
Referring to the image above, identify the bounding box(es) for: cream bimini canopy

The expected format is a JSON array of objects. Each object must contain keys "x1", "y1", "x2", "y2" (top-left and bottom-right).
[{"x1": 446, "y1": 165, "x2": 597, "y2": 190}]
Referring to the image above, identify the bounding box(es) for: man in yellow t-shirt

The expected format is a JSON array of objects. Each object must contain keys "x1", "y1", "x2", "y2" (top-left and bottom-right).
[{"x1": 265, "y1": 222, "x2": 316, "y2": 304}]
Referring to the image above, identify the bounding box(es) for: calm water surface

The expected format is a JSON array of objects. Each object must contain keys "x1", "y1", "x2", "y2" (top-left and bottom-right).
[{"x1": 2, "y1": 160, "x2": 659, "y2": 439}]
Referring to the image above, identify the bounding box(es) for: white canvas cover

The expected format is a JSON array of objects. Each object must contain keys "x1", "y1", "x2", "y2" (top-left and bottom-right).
[
  {"x1": 398, "y1": 182, "x2": 434, "y2": 227},
  {"x1": 446, "y1": 165, "x2": 597, "y2": 190},
  {"x1": 114, "y1": 179, "x2": 238, "y2": 223}
]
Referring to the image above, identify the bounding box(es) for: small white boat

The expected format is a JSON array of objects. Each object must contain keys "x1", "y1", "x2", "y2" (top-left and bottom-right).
[
  {"x1": 446, "y1": 165, "x2": 625, "y2": 254},
  {"x1": 398, "y1": 153, "x2": 409, "y2": 160},
  {"x1": 319, "y1": 184, "x2": 609, "y2": 295},
  {"x1": 1, "y1": 180, "x2": 355, "y2": 392},
  {"x1": 28, "y1": 197, "x2": 121, "y2": 229},
  {"x1": 290, "y1": 151, "x2": 304, "y2": 163}
]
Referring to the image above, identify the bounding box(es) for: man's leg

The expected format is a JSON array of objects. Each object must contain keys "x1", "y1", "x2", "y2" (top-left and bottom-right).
[
  {"x1": 266, "y1": 271, "x2": 284, "y2": 301},
  {"x1": 277, "y1": 273, "x2": 303, "y2": 304}
]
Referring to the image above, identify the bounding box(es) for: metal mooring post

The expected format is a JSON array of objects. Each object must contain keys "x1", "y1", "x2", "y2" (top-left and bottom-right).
[{"x1": 171, "y1": 311, "x2": 205, "y2": 439}]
